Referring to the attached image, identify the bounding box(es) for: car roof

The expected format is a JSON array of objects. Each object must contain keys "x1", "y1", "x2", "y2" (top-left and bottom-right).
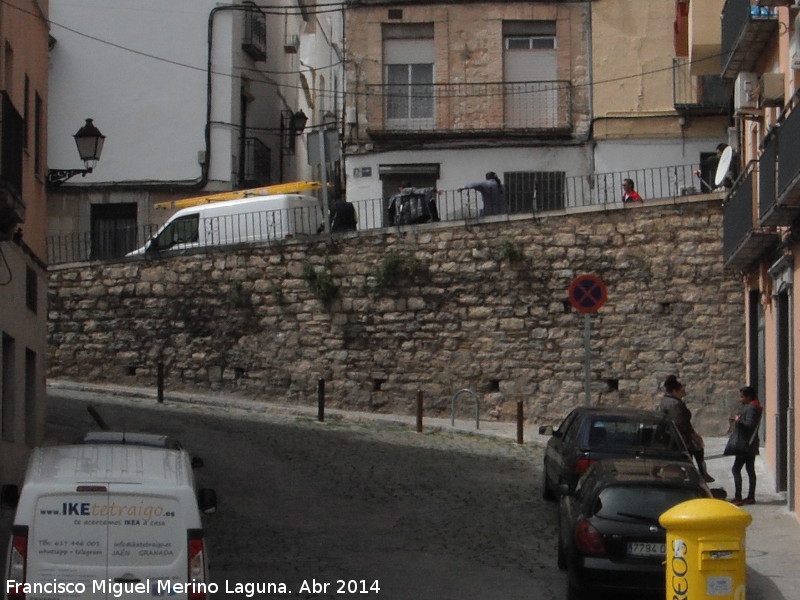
[
  {"x1": 24, "y1": 444, "x2": 191, "y2": 487},
  {"x1": 572, "y1": 407, "x2": 669, "y2": 420},
  {"x1": 588, "y1": 458, "x2": 704, "y2": 487},
  {"x1": 77, "y1": 430, "x2": 182, "y2": 449}
]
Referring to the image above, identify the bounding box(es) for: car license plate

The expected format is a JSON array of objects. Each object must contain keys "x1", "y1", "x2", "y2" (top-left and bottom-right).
[{"x1": 627, "y1": 542, "x2": 666, "y2": 557}]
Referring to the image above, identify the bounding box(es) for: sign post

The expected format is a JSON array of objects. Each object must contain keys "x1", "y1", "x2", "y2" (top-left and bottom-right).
[{"x1": 568, "y1": 274, "x2": 608, "y2": 406}]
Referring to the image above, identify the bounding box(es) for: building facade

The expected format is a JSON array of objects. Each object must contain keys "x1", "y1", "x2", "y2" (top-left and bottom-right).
[
  {"x1": 45, "y1": 0, "x2": 343, "y2": 262},
  {"x1": 695, "y1": 0, "x2": 800, "y2": 516},
  {"x1": 342, "y1": 0, "x2": 729, "y2": 222},
  {"x1": 0, "y1": 0, "x2": 50, "y2": 485}
]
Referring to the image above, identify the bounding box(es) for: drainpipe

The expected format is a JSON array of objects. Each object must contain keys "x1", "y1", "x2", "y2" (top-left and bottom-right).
[
  {"x1": 585, "y1": 0, "x2": 595, "y2": 175},
  {"x1": 56, "y1": 4, "x2": 260, "y2": 192}
]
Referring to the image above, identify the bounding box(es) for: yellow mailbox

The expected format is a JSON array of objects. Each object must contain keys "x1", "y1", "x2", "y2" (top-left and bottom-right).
[{"x1": 659, "y1": 498, "x2": 752, "y2": 600}]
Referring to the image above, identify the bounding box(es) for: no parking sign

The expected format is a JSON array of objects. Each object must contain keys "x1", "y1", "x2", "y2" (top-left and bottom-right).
[
  {"x1": 568, "y1": 274, "x2": 608, "y2": 313},
  {"x1": 568, "y1": 274, "x2": 608, "y2": 406}
]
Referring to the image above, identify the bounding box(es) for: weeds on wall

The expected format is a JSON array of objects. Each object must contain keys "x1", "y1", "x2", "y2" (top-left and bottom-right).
[
  {"x1": 376, "y1": 253, "x2": 427, "y2": 289},
  {"x1": 302, "y1": 261, "x2": 339, "y2": 308},
  {"x1": 497, "y1": 238, "x2": 524, "y2": 263}
]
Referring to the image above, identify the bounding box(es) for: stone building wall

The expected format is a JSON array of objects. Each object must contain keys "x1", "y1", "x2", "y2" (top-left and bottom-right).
[{"x1": 47, "y1": 198, "x2": 743, "y2": 431}]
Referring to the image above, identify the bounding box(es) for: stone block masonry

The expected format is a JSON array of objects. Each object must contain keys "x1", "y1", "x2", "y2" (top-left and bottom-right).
[{"x1": 47, "y1": 198, "x2": 743, "y2": 432}]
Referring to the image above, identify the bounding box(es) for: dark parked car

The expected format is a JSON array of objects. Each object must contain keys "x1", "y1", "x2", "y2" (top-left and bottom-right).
[
  {"x1": 557, "y1": 458, "x2": 712, "y2": 599},
  {"x1": 539, "y1": 407, "x2": 691, "y2": 500}
]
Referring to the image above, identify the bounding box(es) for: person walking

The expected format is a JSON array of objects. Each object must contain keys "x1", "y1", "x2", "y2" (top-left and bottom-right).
[
  {"x1": 459, "y1": 171, "x2": 508, "y2": 216},
  {"x1": 329, "y1": 197, "x2": 358, "y2": 233},
  {"x1": 657, "y1": 374, "x2": 715, "y2": 482},
  {"x1": 725, "y1": 386, "x2": 763, "y2": 506}
]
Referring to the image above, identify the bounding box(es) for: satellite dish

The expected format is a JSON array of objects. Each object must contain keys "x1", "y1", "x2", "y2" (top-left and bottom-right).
[{"x1": 714, "y1": 146, "x2": 733, "y2": 187}]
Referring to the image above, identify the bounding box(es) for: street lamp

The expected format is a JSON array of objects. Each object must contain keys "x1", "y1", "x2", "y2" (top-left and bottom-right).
[{"x1": 47, "y1": 118, "x2": 106, "y2": 186}]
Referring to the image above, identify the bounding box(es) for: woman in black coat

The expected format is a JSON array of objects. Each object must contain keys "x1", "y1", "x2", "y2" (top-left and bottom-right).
[{"x1": 727, "y1": 386, "x2": 763, "y2": 506}]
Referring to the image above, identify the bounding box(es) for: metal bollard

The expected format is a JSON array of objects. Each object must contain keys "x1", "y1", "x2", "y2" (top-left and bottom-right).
[
  {"x1": 317, "y1": 378, "x2": 325, "y2": 422},
  {"x1": 659, "y1": 499, "x2": 752, "y2": 600},
  {"x1": 157, "y1": 361, "x2": 164, "y2": 404},
  {"x1": 416, "y1": 389, "x2": 423, "y2": 432},
  {"x1": 516, "y1": 400, "x2": 524, "y2": 444}
]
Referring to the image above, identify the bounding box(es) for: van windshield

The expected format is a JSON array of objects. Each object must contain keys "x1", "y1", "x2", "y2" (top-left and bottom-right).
[{"x1": 150, "y1": 214, "x2": 199, "y2": 251}]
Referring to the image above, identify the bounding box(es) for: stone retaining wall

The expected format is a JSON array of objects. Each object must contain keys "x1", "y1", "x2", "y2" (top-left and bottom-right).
[{"x1": 48, "y1": 198, "x2": 743, "y2": 431}]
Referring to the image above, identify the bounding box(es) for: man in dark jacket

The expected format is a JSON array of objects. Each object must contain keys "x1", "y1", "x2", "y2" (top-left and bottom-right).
[{"x1": 330, "y1": 198, "x2": 357, "y2": 233}]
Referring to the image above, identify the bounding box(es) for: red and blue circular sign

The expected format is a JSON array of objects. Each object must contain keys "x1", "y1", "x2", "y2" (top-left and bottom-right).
[{"x1": 568, "y1": 274, "x2": 608, "y2": 313}]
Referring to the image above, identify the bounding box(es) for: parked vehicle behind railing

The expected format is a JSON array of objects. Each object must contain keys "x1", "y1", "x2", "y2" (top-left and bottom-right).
[
  {"x1": 46, "y1": 164, "x2": 710, "y2": 265},
  {"x1": 126, "y1": 193, "x2": 323, "y2": 257}
]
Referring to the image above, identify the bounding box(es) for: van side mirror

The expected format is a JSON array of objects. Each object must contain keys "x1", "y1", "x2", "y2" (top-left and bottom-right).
[
  {"x1": 198, "y1": 488, "x2": 217, "y2": 514},
  {"x1": 1, "y1": 484, "x2": 19, "y2": 509}
]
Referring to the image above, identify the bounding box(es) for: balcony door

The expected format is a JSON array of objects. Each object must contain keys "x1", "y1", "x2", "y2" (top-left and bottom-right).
[
  {"x1": 383, "y1": 25, "x2": 434, "y2": 131},
  {"x1": 503, "y1": 22, "x2": 557, "y2": 128}
]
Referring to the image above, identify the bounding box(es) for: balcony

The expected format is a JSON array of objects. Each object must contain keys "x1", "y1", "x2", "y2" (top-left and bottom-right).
[
  {"x1": 365, "y1": 80, "x2": 572, "y2": 137},
  {"x1": 723, "y1": 162, "x2": 780, "y2": 271},
  {"x1": 240, "y1": 137, "x2": 271, "y2": 188},
  {"x1": 721, "y1": 0, "x2": 779, "y2": 79},
  {"x1": 775, "y1": 89, "x2": 800, "y2": 215},
  {"x1": 0, "y1": 91, "x2": 23, "y2": 199},
  {"x1": 242, "y1": 4, "x2": 267, "y2": 61},
  {"x1": 672, "y1": 58, "x2": 730, "y2": 114}
]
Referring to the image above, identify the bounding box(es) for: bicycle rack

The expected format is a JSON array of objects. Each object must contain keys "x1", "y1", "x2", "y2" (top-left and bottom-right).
[{"x1": 450, "y1": 388, "x2": 481, "y2": 430}]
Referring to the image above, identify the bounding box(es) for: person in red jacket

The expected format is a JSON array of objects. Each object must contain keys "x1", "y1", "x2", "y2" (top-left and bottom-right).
[{"x1": 622, "y1": 178, "x2": 643, "y2": 203}]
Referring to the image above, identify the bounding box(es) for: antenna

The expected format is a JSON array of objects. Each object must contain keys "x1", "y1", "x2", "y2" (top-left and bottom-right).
[{"x1": 714, "y1": 146, "x2": 733, "y2": 187}]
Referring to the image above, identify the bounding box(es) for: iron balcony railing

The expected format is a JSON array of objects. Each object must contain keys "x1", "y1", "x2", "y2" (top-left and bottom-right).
[
  {"x1": 365, "y1": 80, "x2": 572, "y2": 133},
  {"x1": 47, "y1": 164, "x2": 711, "y2": 265},
  {"x1": 721, "y1": 0, "x2": 779, "y2": 78},
  {"x1": 777, "y1": 87, "x2": 800, "y2": 207},
  {"x1": 242, "y1": 5, "x2": 267, "y2": 61},
  {"x1": 723, "y1": 161, "x2": 780, "y2": 271},
  {"x1": 672, "y1": 58, "x2": 730, "y2": 113},
  {"x1": 758, "y1": 125, "x2": 780, "y2": 224},
  {"x1": 1, "y1": 91, "x2": 24, "y2": 201}
]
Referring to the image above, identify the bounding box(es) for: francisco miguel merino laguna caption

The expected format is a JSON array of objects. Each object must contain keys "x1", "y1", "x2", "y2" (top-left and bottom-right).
[{"x1": 8, "y1": 578, "x2": 382, "y2": 597}]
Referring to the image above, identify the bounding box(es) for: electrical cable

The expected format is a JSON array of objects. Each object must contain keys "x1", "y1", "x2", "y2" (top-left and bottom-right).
[{"x1": 2, "y1": 0, "x2": 738, "y2": 102}]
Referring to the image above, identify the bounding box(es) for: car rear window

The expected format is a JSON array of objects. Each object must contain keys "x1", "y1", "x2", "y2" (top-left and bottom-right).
[
  {"x1": 587, "y1": 419, "x2": 683, "y2": 451},
  {"x1": 593, "y1": 486, "x2": 706, "y2": 521}
]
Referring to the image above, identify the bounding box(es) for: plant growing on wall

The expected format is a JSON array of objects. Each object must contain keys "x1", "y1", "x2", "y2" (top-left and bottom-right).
[
  {"x1": 376, "y1": 253, "x2": 427, "y2": 289},
  {"x1": 302, "y1": 260, "x2": 339, "y2": 308},
  {"x1": 497, "y1": 238, "x2": 524, "y2": 263}
]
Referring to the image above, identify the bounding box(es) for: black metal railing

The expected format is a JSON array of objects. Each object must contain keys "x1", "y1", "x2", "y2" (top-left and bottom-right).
[
  {"x1": 721, "y1": 0, "x2": 778, "y2": 78},
  {"x1": 365, "y1": 80, "x2": 572, "y2": 133},
  {"x1": 758, "y1": 126, "x2": 778, "y2": 223},
  {"x1": 672, "y1": 58, "x2": 730, "y2": 112},
  {"x1": 47, "y1": 164, "x2": 713, "y2": 265},
  {"x1": 778, "y1": 88, "x2": 800, "y2": 202},
  {"x1": 723, "y1": 162, "x2": 756, "y2": 263},
  {"x1": 242, "y1": 6, "x2": 267, "y2": 61}
]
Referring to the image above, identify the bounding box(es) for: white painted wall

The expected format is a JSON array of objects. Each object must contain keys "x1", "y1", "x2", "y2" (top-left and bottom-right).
[
  {"x1": 345, "y1": 146, "x2": 593, "y2": 202},
  {"x1": 48, "y1": 0, "x2": 228, "y2": 185}
]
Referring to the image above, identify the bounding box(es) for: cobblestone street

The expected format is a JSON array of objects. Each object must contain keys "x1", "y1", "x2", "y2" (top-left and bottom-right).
[{"x1": 40, "y1": 387, "x2": 566, "y2": 600}]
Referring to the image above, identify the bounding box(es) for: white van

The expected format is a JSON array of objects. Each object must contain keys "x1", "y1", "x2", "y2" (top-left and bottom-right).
[
  {"x1": 2, "y1": 444, "x2": 217, "y2": 599},
  {"x1": 128, "y1": 193, "x2": 323, "y2": 255}
]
